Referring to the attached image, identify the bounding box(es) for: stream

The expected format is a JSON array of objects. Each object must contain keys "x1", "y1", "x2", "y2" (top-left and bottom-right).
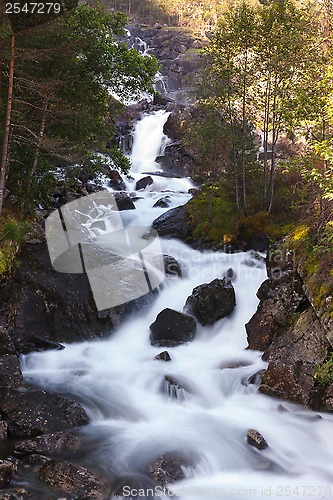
[{"x1": 20, "y1": 109, "x2": 333, "y2": 499}]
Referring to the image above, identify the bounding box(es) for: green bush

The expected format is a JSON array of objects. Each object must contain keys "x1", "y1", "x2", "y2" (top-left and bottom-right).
[{"x1": 315, "y1": 353, "x2": 333, "y2": 386}]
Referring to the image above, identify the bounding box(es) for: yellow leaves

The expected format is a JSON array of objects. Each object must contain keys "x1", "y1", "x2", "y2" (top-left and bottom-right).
[{"x1": 292, "y1": 225, "x2": 310, "y2": 242}]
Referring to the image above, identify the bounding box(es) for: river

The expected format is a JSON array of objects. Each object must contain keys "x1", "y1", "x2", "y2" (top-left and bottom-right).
[{"x1": 20, "y1": 108, "x2": 333, "y2": 499}]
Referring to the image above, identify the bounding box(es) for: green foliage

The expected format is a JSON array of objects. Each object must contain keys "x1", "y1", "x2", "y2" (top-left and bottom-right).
[
  {"x1": 188, "y1": 183, "x2": 237, "y2": 244},
  {"x1": 0, "y1": 216, "x2": 27, "y2": 277},
  {"x1": 315, "y1": 352, "x2": 333, "y2": 386},
  {"x1": 194, "y1": 0, "x2": 322, "y2": 214},
  {"x1": 1, "y1": 2, "x2": 158, "y2": 212}
]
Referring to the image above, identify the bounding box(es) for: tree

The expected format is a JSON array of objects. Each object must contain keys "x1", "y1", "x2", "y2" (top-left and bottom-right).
[
  {"x1": 0, "y1": 1, "x2": 159, "y2": 211},
  {"x1": 194, "y1": 0, "x2": 321, "y2": 215}
]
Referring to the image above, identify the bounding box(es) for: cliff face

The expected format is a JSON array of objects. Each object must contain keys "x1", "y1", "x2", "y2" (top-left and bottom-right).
[{"x1": 246, "y1": 243, "x2": 333, "y2": 411}]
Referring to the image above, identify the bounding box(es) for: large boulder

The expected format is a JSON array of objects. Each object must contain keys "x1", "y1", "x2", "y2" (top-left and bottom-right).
[
  {"x1": 14, "y1": 431, "x2": 80, "y2": 456},
  {"x1": 149, "y1": 308, "x2": 196, "y2": 347},
  {"x1": 0, "y1": 460, "x2": 18, "y2": 488},
  {"x1": 152, "y1": 204, "x2": 193, "y2": 240},
  {"x1": 153, "y1": 195, "x2": 171, "y2": 208},
  {"x1": 135, "y1": 176, "x2": 153, "y2": 191},
  {"x1": 246, "y1": 272, "x2": 311, "y2": 352},
  {"x1": 114, "y1": 192, "x2": 136, "y2": 211},
  {"x1": 156, "y1": 143, "x2": 196, "y2": 177},
  {"x1": 246, "y1": 246, "x2": 330, "y2": 409},
  {"x1": 0, "y1": 243, "x2": 156, "y2": 354},
  {"x1": 108, "y1": 170, "x2": 126, "y2": 191},
  {"x1": 184, "y1": 278, "x2": 236, "y2": 326},
  {"x1": 39, "y1": 459, "x2": 107, "y2": 500},
  {"x1": 148, "y1": 454, "x2": 186, "y2": 484},
  {"x1": 0, "y1": 390, "x2": 89, "y2": 438}
]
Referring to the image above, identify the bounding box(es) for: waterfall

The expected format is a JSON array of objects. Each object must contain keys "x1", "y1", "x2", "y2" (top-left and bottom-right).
[
  {"x1": 21, "y1": 108, "x2": 333, "y2": 500},
  {"x1": 130, "y1": 110, "x2": 171, "y2": 173}
]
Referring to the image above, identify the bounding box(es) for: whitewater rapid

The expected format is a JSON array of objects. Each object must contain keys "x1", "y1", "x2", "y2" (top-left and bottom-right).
[{"x1": 21, "y1": 112, "x2": 333, "y2": 500}]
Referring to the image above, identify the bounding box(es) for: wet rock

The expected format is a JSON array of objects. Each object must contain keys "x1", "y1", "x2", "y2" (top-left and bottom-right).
[
  {"x1": 220, "y1": 360, "x2": 251, "y2": 369},
  {"x1": 0, "y1": 459, "x2": 18, "y2": 488},
  {"x1": 153, "y1": 195, "x2": 171, "y2": 208},
  {"x1": 155, "y1": 351, "x2": 171, "y2": 361},
  {"x1": 0, "y1": 243, "x2": 124, "y2": 352},
  {"x1": 184, "y1": 278, "x2": 236, "y2": 326},
  {"x1": 0, "y1": 420, "x2": 8, "y2": 439},
  {"x1": 156, "y1": 143, "x2": 196, "y2": 177},
  {"x1": 150, "y1": 308, "x2": 196, "y2": 347},
  {"x1": 152, "y1": 204, "x2": 193, "y2": 240},
  {"x1": 149, "y1": 454, "x2": 186, "y2": 484},
  {"x1": 114, "y1": 192, "x2": 136, "y2": 211},
  {"x1": 135, "y1": 176, "x2": 153, "y2": 191},
  {"x1": 39, "y1": 459, "x2": 107, "y2": 499},
  {"x1": 0, "y1": 328, "x2": 16, "y2": 355},
  {"x1": 0, "y1": 390, "x2": 89, "y2": 438},
  {"x1": 247, "y1": 247, "x2": 330, "y2": 408},
  {"x1": 18, "y1": 337, "x2": 64, "y2": 355},
  {"x1": 0, "y1": 488, "x2": 30, "y2": 499},
  {"x1": 0, "y1": 355, "x2": 22, "y2": 388},
  {"x1": 14, "y1": 431, "x2": 80, "y2": 456},
  {"x1": 163, "y1": 375, "x2": 191, "y2": 399},
  {"x1": 108, "y1": 170, "x2": 126, "y2": 191},
  {"x1": 222, "y1": 268, "x2": 236, "y2": 281},
  {"x1": 163, "y1": 254, "x2": 182, "y2": 277},
  {"x1": 246, "y1": 272, "x2": 310, "y2": 352},
  {"x1": 247, "y1": 429, "x2": 268, "y2": 450}
]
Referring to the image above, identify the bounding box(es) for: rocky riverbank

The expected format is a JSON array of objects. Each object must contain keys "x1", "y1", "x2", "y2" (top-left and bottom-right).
[{"x1": 246, "y1": 243, "x2": 333, "y2": 411}]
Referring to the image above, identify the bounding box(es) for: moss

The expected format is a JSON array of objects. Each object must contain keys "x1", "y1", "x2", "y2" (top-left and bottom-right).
[{"x1": 315, "y1": 352, "x2": 333, "y2": 386}]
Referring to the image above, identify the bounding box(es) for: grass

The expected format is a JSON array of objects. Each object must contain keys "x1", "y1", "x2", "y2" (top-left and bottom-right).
[{"x1": 0, "y1": 215, "x2": 27, "y2": 279}]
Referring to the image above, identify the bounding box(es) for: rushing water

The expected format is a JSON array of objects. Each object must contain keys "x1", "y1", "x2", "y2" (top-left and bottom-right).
[{"x1": 22, "y1": 112, "x2": 333, "y2": 499}]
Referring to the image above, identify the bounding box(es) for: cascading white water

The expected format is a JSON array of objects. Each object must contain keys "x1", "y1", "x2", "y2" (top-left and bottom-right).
[
  {"x1": 130, "y1": 110, "x2": 171, "y2": 174},
  {"x1": 21, "y1": 112, "x2": 333, "y2": 500}
]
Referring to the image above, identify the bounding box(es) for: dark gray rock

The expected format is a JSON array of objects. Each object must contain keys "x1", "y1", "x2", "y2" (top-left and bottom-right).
[
  {"x1": 39, "y1": 459, "x2": 107, "y2": 500},
  {"x1": 246, "y1": 248, "x2": 330, "y2": 409},
  {"x1": 108, "y1": 170, "x2": 126, "y2": 191},
  {"x1": 152, "y1": 204, "x2": 193, "y2": 240},
  {"x1": 0, "y1": 460, "x2": 18, "y2": 488},
  {"x1": 0, "y1": 390, "x2": 89, "y2": 438},
  {"x1": 114, "y1": 192, "x2": 136, "y2": 211},
  {"x1": 150, "y1": 308, "x2": 196, "y2": 347},
  {"x1": 0, "y1": 420, "x2": 8, "y2": 439},
  {"x1": 247, "y1": 429, "x2": 268, "y2": 450},
  {"x1": 0, "y1": 328, "x2": 16, "y2": 356},
  {"x1": 184, "y1": 278, "x2": 236, "y2": 326},
  {"x1": 148, "y1": 454, "x2": 185, "y2": 485},
  {"x1": 162, "y1": 375, "x2": 191, "y2": 399},
  {"x1": 14, "y1": 431, "x2": 80, "y2": 456},
  {"x1": 156, "y1": 143, "x2": 196, "y2": 177},
  {"x1": 163, "y1": 254, "x2": 182, "y2": 277},
  {"x1": 135, "y1": 176, "x2": 153, "y2": 190},
  {"x1": 246, "y1": 271, "x2": 310, "y2": 352},
  {"x1": 0, "y1": 243, "x2": 138, "y2": 353},
  {"x1": 155, "y1": 351, "x2": 171, "y2": 361},
  {"x1": 153, "y1": 196, "x2": 171, "y2": 208},
  {"x1": 0, "y1": 355, "x2": 22, "y2": 388}
]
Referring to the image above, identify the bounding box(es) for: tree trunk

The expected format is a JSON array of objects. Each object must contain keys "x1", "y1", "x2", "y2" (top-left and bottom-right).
[
  {"x1": 263, "y1": 77, "x2": 271, "y2": 210},
  {"x1": 241, "y1": 51, "x2": 248, "y2": 215},
  {"x1": 27, "y1": 99, "x2": 48, "y2": 192},
  {"x1": 0, "y1": 31, "x2": 15, "y2": 214}
]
